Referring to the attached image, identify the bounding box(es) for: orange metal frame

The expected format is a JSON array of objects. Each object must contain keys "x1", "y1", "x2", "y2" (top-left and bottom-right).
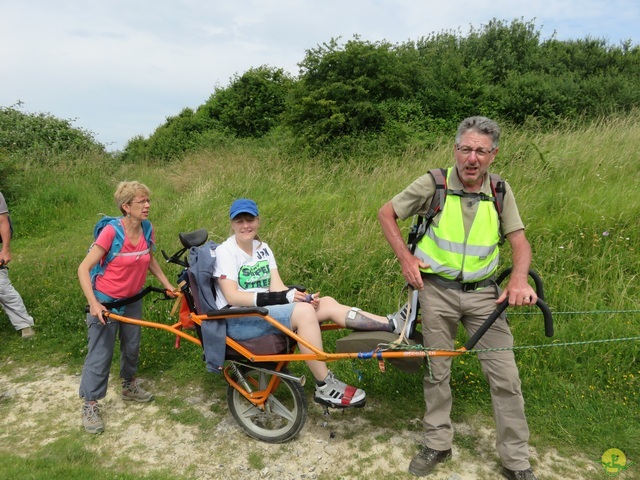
[
  {"x1": 104, "y1": 296, "x2": 459, "y2": 410},
  {"x1": 103, "y1": 293, "x2": 465, "y2": 365}
]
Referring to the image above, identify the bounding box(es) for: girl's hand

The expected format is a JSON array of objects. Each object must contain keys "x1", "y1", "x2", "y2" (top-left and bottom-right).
[
  {"x1": 290, "y1": 289, "x2": 307, "y2": 303},
  {"x1": 308, "y1": 292, "x2": 321, "y2": 309}
]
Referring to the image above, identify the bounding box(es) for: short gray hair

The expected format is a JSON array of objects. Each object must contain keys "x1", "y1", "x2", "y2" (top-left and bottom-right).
[{"x1": 455, "y1": 116, "x2": 501, "y2": 149}]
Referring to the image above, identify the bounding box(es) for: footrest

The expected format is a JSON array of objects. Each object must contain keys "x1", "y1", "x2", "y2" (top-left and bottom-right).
[{"x1": 335, "y1": 331, "x2": 424, "y2": 374}]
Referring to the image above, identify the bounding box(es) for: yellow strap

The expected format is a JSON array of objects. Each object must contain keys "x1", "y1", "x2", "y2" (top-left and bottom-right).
[
  {"x1": 391, "y1": 285, "x2": 414, "y2": 347},
  {"x1": 170, "y1": 281, "x2": 187, "y2": 316}
]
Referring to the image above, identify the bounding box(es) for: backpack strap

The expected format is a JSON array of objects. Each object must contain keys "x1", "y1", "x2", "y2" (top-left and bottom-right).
[
  {"x1": 489, "y1": 173, "x2": 506, "y2": 244},
  {"x1": 141, "y1": 219, "x2": 155, "y2": 252},
  {"x1": 489, "y1": 173, "x2": 505, "y2": 216},
  {"x1": 103, "y1": 219, "x2": 126, "y2": 265},
  {"x1": 105, "y1": 219, "x2": 154, "y2": 262},
  {"x1": 407, "y1": 169, "x2": 505, "y2": 251},
  {"x1": 407, "y1": 168, "x2": 447, "y2": 253},
  {"x1": 427, "y1": 168, "x2": 448, "y2": 220}
]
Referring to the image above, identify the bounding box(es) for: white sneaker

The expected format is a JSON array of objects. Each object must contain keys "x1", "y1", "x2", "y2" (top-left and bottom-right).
[
  {"x1": 314, "y1": 371, "x2": 366, "y2": 408},
  {"x1": 388, "y1": 289, "x2": 419, "y2": 336},
  {"x1": 387, "y1": 303, "x2": 409, "y2": 334}
]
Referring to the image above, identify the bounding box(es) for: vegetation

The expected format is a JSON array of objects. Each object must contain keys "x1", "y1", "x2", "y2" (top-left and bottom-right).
[
  {"x1": 1, "y1": 107, "x2": 639, "y2": 478},
  {"x1": 0, "y1": 103, "x2": 104, "y2": 160},
  {"x1": 1, "y1": 17, "x2": 639, "y2": 477},
  {"x1": 121, "y1": 18, "x2": 640, "y2": 160}
]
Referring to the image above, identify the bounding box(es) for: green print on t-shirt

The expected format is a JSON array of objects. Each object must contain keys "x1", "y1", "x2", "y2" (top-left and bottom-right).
[{"x1": 238, "y1": 260, "x2": 271, "y2": 290}]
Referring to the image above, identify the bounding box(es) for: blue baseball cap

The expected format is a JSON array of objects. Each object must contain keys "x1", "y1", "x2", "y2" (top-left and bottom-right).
[{"x1": 229, "y1": 198, "x2": 259, "y2": 219}]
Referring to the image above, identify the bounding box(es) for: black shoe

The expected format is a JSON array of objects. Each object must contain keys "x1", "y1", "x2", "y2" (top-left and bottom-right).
[
  {"x1": 408, "y1": 446, "x2": 452, "y2": 476},
  {"x1": 500, "y1": 467, "x2": 537, "y2": 480}
]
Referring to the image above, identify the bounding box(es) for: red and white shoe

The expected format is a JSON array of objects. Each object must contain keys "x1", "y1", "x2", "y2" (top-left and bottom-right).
[{"x1": 314, "y1": 370, "x2": 366, "y2": 408}]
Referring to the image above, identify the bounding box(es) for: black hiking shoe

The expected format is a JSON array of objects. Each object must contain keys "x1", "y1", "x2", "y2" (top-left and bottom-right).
[
  {"x1": 500, "y1": 467, "x2": 538, "y2": 480},
  {"x1": 408, "y1": 446, "x2": 452, "y2": 476}
]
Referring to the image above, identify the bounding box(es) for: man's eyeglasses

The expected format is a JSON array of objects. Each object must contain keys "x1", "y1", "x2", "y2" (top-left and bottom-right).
[
  {"x1": 130, "y1": 199, "x2": 152, "y2": 206},
  {"x1": 456, "y1": 146, "x2": 495, "y2": 158}
]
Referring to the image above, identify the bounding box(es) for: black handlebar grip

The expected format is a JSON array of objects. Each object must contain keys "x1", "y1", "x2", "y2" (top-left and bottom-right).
[
  {"x1": 537, "y1": 298, "x2": 554, "y2": 338},
  {"x1": 463, "y1": 297, "x2": 554, "y2": 351},
  {"x1": 463, "y1": 299, "x2": 509, "y2": 351}
]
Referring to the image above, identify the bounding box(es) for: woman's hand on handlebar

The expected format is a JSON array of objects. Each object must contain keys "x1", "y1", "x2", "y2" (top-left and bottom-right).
[
  {"x1": 88, "y1": 301, "x2": 108, "y2": 324},
  {"x1": 165, "y1": 287, "x2": 179, "y2": 299}
]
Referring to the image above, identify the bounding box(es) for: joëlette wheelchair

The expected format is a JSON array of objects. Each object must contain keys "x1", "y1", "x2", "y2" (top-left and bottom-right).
[{"x1": 97, "y1": 228, "x2": 553, "y2": 444}]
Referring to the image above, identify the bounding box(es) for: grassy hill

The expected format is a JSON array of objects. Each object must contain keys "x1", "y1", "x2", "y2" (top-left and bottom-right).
[{"x1": 1, "y1": 112, "x2": 638, "y2": 478}]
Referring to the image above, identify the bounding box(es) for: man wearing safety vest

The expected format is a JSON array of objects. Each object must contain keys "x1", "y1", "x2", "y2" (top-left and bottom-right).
[{"x1": 378, "y1": 116, "x2": 538, "y2": 480}]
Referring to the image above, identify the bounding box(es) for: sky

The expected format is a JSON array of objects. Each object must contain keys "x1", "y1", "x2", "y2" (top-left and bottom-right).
[{"x1": 2, "y1": 1, "x2": 639, "y2": 152}]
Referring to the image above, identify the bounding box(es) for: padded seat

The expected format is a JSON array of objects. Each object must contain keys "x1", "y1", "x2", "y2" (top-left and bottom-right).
[{"x1": 225, "y1": 333, "x2": 295, "y2": 360}]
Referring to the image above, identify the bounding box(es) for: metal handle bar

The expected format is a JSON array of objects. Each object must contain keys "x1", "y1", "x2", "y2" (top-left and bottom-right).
[
  {"x1": 84, "y1": 286, "x2": 175, "y2": 314},
  {"x1": 463, "y1": 298, "x2": 554, "y2": 351},
  {"x1": 496, "y1": 267, "x2": 545, "y2": 301}
]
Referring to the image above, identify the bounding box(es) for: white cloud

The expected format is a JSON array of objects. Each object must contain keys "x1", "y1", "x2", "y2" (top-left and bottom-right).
[{"x1": 1, "y1": 0, "x2": 638, "y2": 150}]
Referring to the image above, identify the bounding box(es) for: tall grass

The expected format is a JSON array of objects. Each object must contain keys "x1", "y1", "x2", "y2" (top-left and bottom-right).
[{"x1": 1, "y1": 113, "x2": 639, "y2": 473}]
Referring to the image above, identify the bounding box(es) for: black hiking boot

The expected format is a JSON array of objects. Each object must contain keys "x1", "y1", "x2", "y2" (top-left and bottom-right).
[{"x1": 408, "y1": 446, "x2": 452, "y2": 476}]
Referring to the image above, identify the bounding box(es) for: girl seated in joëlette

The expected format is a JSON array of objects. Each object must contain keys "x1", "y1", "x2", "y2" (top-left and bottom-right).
[{"x1": 212, "y1": 198, "x2": 407, "y2": 409}]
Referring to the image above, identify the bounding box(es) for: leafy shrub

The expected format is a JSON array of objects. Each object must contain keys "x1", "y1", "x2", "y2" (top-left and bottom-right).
[
  {"x1": 285, "y1": 37, "x2": 423, "y2": 150},
  {"x1": 197, "y1": 65, "x2": 294, "y2": 138},
  {"x1": 0, "y1": 104, "x2": 104, "y2": 160},
  {"x1": 284, "y1": 19, "x2": 640, "y2": 153},
  {"x1": 122, "y1": 66, "x2": 294, "y2": 162}
]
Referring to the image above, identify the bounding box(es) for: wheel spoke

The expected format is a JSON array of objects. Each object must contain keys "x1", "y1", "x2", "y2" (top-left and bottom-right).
[
  {"x1": 236, "y1": 402, "x2": 264, "y2": 420},
  {"x1": 265, "y1": 395, "x2": 296, "y2": 422}
]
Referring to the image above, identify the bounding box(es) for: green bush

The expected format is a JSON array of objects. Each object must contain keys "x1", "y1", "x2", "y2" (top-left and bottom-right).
[
  {"x1": 120, "y1": 18, "x2": 640, "y2": 159},
  {"x1": 123, "y1": 66, "x2": 294, "y2": 162},
  {"x1": 197, "y1": 65, "x2": 294, "y2": 138},
  {"x1": 0, "y1": 104, "x2": 104, "y2": 161},
  {"x1": 2, "y1": 111, "x2": 640, "y2": 475}
]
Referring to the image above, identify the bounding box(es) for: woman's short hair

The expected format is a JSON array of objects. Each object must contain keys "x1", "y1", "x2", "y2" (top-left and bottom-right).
[{"x1": 114, "y1": 181, "x2": 151, "y2": 214}]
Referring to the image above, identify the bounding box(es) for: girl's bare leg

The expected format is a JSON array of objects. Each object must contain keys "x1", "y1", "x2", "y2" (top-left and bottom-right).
[{"x1": 289, "y1": 302, "x2": 329, "y2": 381}]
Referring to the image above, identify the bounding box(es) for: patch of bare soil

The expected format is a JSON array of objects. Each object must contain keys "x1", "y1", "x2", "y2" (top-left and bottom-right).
[{"x1": 0, "y1": 363, "x2": 604, "y2": 479}]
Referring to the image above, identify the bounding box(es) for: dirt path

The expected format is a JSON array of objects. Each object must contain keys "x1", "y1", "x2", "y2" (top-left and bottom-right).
[{"x1": 0, "y1": 362, "x2": 605, "y2": 479}]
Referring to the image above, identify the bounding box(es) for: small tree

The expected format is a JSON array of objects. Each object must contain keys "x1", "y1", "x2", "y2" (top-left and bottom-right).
[{"x1": 197, "y1": 66, "x2": 294, "y2": 138}]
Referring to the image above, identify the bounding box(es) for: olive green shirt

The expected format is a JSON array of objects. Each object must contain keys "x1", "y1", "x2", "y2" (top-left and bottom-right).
[{"x1": 391, "y1": 168, "x2": 525, "y2": 236}]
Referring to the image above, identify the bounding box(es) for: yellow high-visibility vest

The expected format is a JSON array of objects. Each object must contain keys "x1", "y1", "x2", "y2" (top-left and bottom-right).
[{"x1": 415, "y1": 169, "x2": 500, "y2": 282}]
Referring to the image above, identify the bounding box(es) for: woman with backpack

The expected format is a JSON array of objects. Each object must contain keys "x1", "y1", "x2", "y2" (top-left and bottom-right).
[
  {"x1": 212, "y1": 198, "x2": 406, "y2": 409},
  {"x1": 77, "y1": 181, "x2": 176, "y2": 434}
]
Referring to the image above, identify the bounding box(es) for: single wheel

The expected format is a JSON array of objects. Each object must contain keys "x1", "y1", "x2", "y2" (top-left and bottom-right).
[{"x1": 227, "y1": 367, "x2": 307, "y2": 443}]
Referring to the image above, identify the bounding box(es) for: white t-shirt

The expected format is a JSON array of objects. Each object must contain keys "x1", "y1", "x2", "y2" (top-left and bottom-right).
[{"x1": 212, "y1": 235, "x2": 278, "y2": 309}]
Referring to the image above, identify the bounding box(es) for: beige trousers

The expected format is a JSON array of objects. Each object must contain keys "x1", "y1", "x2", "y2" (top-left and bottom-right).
[{"x1": 418, "y1": 277, "x2": 531, "y2": 471}]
